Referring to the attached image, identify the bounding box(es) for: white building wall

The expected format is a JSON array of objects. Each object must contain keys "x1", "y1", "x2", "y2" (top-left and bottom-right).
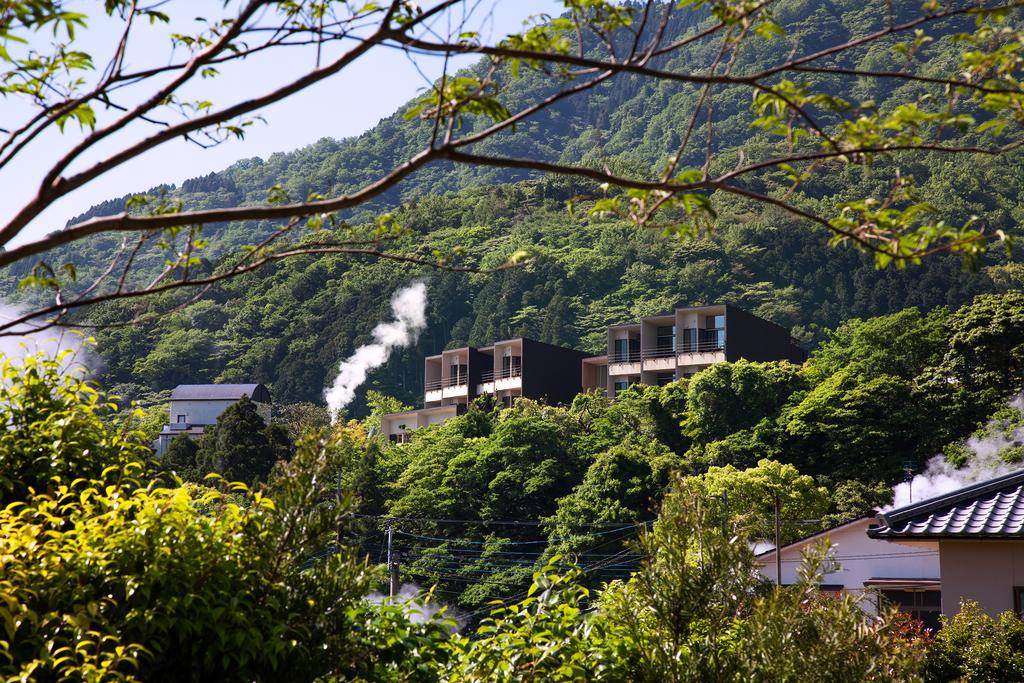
[
  {"x1": 169, "y1": 398, "x2": 270, "y2": 426},
  {"x1": 756, "y1": 518, "x2": 940, "y2": 612}
]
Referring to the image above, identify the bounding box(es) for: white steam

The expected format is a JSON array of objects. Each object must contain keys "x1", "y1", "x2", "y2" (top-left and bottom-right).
[
  {"x1": 0, "y1": 304, "x2": 96, "y2": 374},
  {"x1": 324, "y1": 282, "x2": 427, "y2": 418},
  {"x1": 888, "y1": 397, "x2": 1024, "y2": 509},
  {"x1": 366, "y1": 582, "x2": 464, "y2": 630}
]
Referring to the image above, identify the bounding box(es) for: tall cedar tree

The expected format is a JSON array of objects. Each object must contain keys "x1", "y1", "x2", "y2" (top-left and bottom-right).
[{"x1": 197, "y1": 396, "x2": 291, "y2": 485}]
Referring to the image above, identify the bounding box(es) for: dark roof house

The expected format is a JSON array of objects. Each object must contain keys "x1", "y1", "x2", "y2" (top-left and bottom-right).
[
  {"x1": 868, "y1": 469, "x2": 1024, "y2": 618},
  {"x1": 756, "y1": 516, "x2": 941, "y2": 628},
  {"x1": 170, "y1": 383, "x2": 271, "y2": 403},
  {"x1": 155, "y1": 383, "x2": 272, "y2": 457}
]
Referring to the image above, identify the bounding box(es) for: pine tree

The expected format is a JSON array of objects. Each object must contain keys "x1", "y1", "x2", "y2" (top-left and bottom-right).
[
  {"x1": 163, "y1": 434, "x2": 199, "y2": 479},
  {"x1": 196, "y1": 396, "x2": 280, "y2": 485}
]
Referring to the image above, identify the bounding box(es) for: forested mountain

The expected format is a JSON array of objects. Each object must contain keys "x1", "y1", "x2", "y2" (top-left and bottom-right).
[{"x1": 13, "y1": 0, "x2": 1024, "y2": 413}]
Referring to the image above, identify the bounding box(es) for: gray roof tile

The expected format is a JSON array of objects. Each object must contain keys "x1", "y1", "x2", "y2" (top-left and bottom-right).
[
  {"x1": 868, "y1": 470, "x2": 1024, "y2": 539},
  {"x1": 170, "y1": 383, "x2": 270, "y2": 402}
]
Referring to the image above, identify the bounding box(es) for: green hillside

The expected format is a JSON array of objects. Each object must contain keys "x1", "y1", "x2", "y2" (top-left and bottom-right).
[{"x1": 14, "y1": 0, "x2": 1023, "y2": 413}]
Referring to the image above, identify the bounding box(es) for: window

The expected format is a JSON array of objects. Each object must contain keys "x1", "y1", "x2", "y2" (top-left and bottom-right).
[
  {"x1": 176, "y1": 414, "x2": 187, "y2": 423},
  {"x1": 502, "y1": 355, "x2": 522, "y2": 377},
  {"x1": 449, "y1": 363, "x2": 467, "y2": 385},
  {"x1": 656, "y1": 325, "x2": 675, "y2": 354},
  {"x1": 655, "y1": 372, "x2": 675, "y2": 386},
  {"x1": 613, "y1": 380, "x2": 629, "y2": 394},
  {"x1": 680, "y1": 327, "x2": 698, "y2": 352},
  {"x1": 1014, "y1": 586, "x2": 1024, "y2": 617},
  {"x1": 704, "y1": 314, "x2": 725, "y2": 350},
  {"x1": 879, "y1": 589, "x2": 941, "y2": 631},
  {"x1": 613, "y1": 337, "x2": 640, "y2": 362}
]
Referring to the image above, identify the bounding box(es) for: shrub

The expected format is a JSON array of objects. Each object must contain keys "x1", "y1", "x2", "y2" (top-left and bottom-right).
[
  {"x1": 0, "y1": 351, "x2": 149, "y2": 503},
  {"x1": 925, "y1": 601, "x2": 1024, "y2": 682},
  {"x1": 0, "y1": 353, "x2": 383, "y2": 681}
]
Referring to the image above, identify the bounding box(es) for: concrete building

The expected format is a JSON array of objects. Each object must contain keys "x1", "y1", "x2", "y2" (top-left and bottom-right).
[
  {"x1": 868, "y1": 469, "x2": 1024, "y2": 620},
  {"x1": 757, "y1": 517, "x2": 941, "y2": 629},
  {"x1": 381, "y1": 305, "x2": 804, "y2": 441},
  {"x1": 155, "y1": 383, "x2": 271, "y2": 456},
  {"x1": 581, "y1": 304, "x2": 806, "y2": 397},
  {"x1": 381, "y1": 337, "x2": 588, "y2": 443}
]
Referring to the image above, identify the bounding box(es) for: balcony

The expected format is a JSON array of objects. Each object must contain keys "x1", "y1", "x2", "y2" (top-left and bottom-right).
[
  {"x1": 425, "y1": 374, "x2": 469, "y2": 402},
  {"x1": 608, "y1": 350, "x2": 641, "y2": 375},
  {"x1": 676, "y1": 329, "x2": 726, "y2": 363},
  {"x1": 641, "y1": 346, "x2": 677, "y2": 371},
  {"x1": 479, "y1": 365, "x2": 522, "y2": 393},
  {"x1": 677, "y1": 330, "x2": 725, "y2": 353}
]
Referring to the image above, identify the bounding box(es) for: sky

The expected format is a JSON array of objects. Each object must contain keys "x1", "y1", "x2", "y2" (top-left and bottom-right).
[{"x1": 0, "y1": 0, "x2": 561, "y2": 247}]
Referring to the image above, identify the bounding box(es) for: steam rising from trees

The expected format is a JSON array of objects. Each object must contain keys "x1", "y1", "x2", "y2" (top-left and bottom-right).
[
  {"x1": 324, "y1": 282, "x2": 427, "y2": 418},
  {"x1": 888, "y1": 397, "x2": 1024, "y2": 509}
]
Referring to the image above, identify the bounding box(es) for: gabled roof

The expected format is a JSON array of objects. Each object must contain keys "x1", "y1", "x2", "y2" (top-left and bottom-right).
[
  {"x1": 755, "y1": 516, "x2": 870, "y2": 559},
  {"x1": 170, "y1": 383, "x2": 271, "y2": 402},
  {"x1": 868, "y1": 469, "x2": 1024, "y2": 539}
]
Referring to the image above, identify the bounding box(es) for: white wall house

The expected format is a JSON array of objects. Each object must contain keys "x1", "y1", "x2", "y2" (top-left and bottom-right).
[
  {"x1": 756, "y1": 516, "x2": 942, "y2": 629},
  {"x1": 869, "y1": 469, "x2": 1024, "y2": 620},
  {"x1": 155, "y1": 383, "x2": 271, "y2": 456}
]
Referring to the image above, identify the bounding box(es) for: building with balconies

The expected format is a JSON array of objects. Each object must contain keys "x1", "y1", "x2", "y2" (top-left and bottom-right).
[
  {"x1": 581, "y1": 304, "x2": 805, "y2": 397},
  {"x1": 381, "y1": 338, "x2": 588, "y2": 442}
]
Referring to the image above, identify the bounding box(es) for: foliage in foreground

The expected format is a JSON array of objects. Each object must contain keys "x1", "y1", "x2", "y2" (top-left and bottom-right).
[
  {"x1": 441, "y1": 481, "x2": 925, "y2": 682},
  {"x1": 0, "y1": 350, "x2": 939, "y2": 682},
  {"x1": 925, "y1": 601, "x2": 1024, "y2": 682},
  {"x1": 0, "y1": 353, "x2": 384, "y2": 680}
]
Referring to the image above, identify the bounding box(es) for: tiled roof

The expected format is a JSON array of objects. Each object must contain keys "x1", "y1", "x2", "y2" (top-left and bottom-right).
[
  {"x1": 868, "y1": 469, "x2": 1024, "y2": 539},
  {"x1": 170, "y1": 383, "x2": 270, "y2": 402}
]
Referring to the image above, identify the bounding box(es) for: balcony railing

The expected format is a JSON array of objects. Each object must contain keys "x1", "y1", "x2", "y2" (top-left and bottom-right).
[
  {"x1": 480, "y1": 366, "x2": 523, "y2": 383},
  {"x1": 677, "y1": 330, "x2": 725, "y2": 353},
  {"x1": 608, "y1": 351, "x2": 641, "y2": 363},
  {"x1": 640, "y1": 347, "x2": 677, "y2": 359},
  {"x1": 425, "y1": 375, "x2": 468, "y2": 391}
]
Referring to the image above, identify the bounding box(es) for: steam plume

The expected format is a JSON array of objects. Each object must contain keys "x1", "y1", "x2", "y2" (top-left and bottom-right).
[
  {"x1": 887, "y1": 397, "x2": 1024, "y2": 509},
  {"x1": 324, "y1": 282, "x2": 427, "y2": 418},
  {"x1": 0, "y1": 303, "x2": 96, "y2": 374},
  {"x1": 366, "y1": 582, "x2": 464, "y2": 630}
]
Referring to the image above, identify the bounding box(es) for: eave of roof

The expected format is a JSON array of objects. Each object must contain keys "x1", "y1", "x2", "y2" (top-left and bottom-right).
[{"x1": 755, "y1": 515, "x2": 871, "y2": 558}]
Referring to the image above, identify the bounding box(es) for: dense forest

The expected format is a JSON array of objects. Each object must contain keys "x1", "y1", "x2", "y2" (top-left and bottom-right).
[{"x1": 9, "y1": 0, "x2": 1024, "y2": 679}]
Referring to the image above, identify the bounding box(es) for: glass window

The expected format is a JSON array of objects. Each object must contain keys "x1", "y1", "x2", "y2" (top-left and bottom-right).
[
  {"x1": 880, "y1": 589, "x2": 941, "y2": 631},
  {"x1": 502, "y1": 355, "x2": 522, "y2": 376},
  {"x1": 449, "y1": 363, "x2": 467, "y2": 384},
  {"x1": 176, "y1": 414, "x2": 187, "y2": 423},
  {"x1": 655, "y1": 372, "x2": 675, "y2": 386},
  {"x1": 613, "y1": 338, "x2": 640, "y2": 362},
  {"x1": 656, "y1": 325, "x2": 675, "y2": 353},
  {"x1": 613, "y1": 380, "x2": 629, "y2": 393}
]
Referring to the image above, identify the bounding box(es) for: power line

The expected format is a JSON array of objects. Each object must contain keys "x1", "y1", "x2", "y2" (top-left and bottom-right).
[{"x1": 352, "y1": 512, "x2": 653, "y2": 528}]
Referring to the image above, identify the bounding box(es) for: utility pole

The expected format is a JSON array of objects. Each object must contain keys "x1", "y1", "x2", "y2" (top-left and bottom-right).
[
  {"x1": 721, "y1": 491, "x2": 729, "y2": 535},
  {"x1": 386, "y1": 524, "x2": 399, "y2": 598},
  {"x1": 774, "y1": 493, "x2": 782, "y2": 587}
]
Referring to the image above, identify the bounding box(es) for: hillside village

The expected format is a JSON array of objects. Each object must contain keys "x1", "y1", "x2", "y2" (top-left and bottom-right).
[
  {"x1": 158, "y1": 296, "x2": 1024, "y2": 638},
  {"x1": 8, "y1": 0, "x2": 1024, "y2": 680}
]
